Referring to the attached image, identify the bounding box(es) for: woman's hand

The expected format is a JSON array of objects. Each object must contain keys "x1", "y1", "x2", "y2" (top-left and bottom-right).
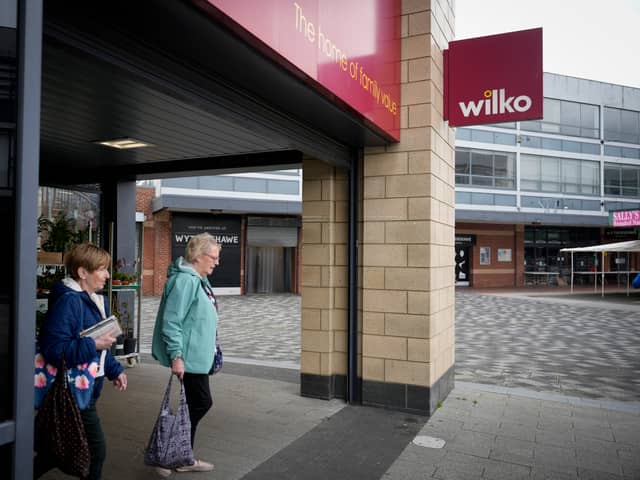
[
  {"x1": 113, "y1": 372, "x2": 128, "y2": 391},
  {"x1": 171, "y1": 357, "x2": 185, "y2": 379},
  {"x1": 94, "y1": 333, "x2": 116, "y2": 351}
]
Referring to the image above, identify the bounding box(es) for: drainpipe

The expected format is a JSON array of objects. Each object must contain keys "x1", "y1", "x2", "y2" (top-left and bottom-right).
[{"x1": 347, "y1": 149, "x2": 361, "y2": 404}]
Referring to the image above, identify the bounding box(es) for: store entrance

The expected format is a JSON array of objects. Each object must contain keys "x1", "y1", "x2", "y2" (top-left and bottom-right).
[
  {"x1": 455, "y1": 246, "x2": 471, "y2": 286},
  {"x1": 245, "y1": 246, "x2": 294, "y2": 294}
]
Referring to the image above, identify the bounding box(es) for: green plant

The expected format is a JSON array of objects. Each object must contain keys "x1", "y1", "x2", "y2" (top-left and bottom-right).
[
  {"x1": 38, "y1": 211, "x2": 80, "y2": 252},
  {"x1": 36, "y1": 266, "x2": 65, "y2": 291}
]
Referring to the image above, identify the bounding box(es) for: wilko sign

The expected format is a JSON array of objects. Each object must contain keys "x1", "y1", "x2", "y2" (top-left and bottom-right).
[
  {"x1": 444, "y1": 28, "x2": 543, "y2": 127},
  {"x1": 611, "y1": 209, "x2": 640, "y2": 227}
]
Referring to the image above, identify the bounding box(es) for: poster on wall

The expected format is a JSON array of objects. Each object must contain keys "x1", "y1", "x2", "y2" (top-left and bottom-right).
[
  {"x1": 497, "y1": 248, "x2": 512, "y2": 262},
  {"x1": 172, "y1": 214, "x2": 241, "y2": 288},
  {"x1": 479, "y1": 247, "x2": 491, "y2": 265}
]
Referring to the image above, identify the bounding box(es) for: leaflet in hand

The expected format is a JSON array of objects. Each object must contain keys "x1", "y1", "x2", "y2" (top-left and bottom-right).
[{"x1": 80, "y1": 315, "x2": 123, "y2": 339}]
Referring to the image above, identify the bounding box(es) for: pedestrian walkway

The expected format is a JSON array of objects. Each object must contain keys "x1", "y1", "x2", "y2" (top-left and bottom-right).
[
  {"x1": 140, "y1": 294, "x2": 300, "y2": 366},
  {"x1": 42, "y1": 355, "x2": 640, "y2": 480},
  {"x1": 40, "y1": 289, "x2": 637, "y2": 480},
  {"x1": 141, "y1": 288, "x2": 640, "y2": 401}
]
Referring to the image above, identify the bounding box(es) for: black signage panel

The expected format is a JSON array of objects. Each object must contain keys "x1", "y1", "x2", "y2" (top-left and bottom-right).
[
  {"x1": 604, "y1": 228, "x2": 638, "y2": 239},
  {"x1": 172, "y1": 214, "x2": 241, "y2": 288},
  {"x1": 455, "y1": 234, "x2": 476, "y2": 246}
]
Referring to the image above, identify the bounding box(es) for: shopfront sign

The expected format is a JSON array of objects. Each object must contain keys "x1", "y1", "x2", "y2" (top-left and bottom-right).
[
  {"x1": 455, "y1": 234, "x2": 476, "y2": 245},
  {"x1": 610, "y1": 209, "x2": 640, "y2": 227},
  {"x1": 172, "y1": 214, "x2": 242, "y2": 288},
  {"x1": 444, "y1": 28, "x2": 543, "y2": 127},
  {"x1": 202, "y1": 0, "x2": 401, "y2": 140}
]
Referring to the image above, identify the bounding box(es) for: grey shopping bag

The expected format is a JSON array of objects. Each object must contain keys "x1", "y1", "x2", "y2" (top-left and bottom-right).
[{"x1": 144, "y1": 375, "x2": 195, "y2": 469}]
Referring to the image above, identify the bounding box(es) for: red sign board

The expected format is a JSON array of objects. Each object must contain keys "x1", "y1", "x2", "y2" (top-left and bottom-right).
[
  {"x1": 444, "y1": 28, "x2": 543, "y2": 127},
  {"x1": 203, "y1": 0, "x2": 401, "y2": 141},
  {"x1": 611, "y1": 209, "x2": 640, "y2": 227}
]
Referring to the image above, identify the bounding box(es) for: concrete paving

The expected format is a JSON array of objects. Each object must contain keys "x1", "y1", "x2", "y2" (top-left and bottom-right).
[{"x1": 40, "y1": 288, "x2": 640, "y2": 479}]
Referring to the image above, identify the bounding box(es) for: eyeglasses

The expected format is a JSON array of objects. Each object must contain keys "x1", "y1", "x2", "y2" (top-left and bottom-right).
[{"x1": 203, "y1": 253, "x2": 219, "y2": 262}]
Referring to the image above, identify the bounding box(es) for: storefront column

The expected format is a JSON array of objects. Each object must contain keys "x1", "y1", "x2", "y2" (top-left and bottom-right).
[
  {"x1": 153, "y1": 210, "x2": 172, "y2": 295},
  {"x1": 515, "y1": 225, "x2": 525, "y2": 286},
  {"x1": 300, "y1": 158, "x2": 349, "y2": 399},
  {"x1": 359, "y1": 0, "x2": 455, "y2": 414}
]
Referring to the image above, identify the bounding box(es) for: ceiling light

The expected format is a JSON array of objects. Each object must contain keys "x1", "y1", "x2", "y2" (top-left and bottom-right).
[{"x1": 94, "y1": 137, "x2": 154, "y2": 149}]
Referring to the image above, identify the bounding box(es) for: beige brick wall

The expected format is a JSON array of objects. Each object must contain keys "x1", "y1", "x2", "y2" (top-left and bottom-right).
[
  {"x1": 361, "y1": 0, "x2": 455, "y2": 388},
  {"x1": 300, "y1": 0, "x2": 456, "y2": 398},
  {"x1": 301, "y1": 158, "x2": 349, "y2": 377}
]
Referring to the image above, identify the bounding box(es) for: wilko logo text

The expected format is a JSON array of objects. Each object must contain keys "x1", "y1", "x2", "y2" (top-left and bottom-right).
[{"x1": 458, "y1": 89, "x2": 532, "y2": 118}]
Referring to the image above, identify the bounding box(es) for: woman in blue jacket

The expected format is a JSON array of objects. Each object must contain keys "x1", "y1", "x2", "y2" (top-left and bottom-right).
[
  {"x1": 152, "y1": 233, "x2": 220, "y2": 474},
  {"x1": 35, "y1": 243, "x2": 127, "y2": 480}
]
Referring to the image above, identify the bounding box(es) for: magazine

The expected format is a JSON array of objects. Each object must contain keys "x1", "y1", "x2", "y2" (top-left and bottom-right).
[{"x1": 80, "y1": 315, "x2": 123, "y2": 340}]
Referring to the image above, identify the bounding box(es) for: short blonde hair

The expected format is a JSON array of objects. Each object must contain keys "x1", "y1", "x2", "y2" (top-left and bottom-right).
[
  {"x1": 65, "y1": 243, "x2": 111, "y2": 280},
  {"x1": 184, "y1": 233, "x2": 221, "y2": 262}
]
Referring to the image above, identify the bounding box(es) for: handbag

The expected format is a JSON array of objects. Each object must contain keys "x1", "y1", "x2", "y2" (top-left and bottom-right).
[
  {"x1": 144, "y1": 375, "x2": 195, "y2": 469},
  {"x1": 209, "y1": 342, "x2": 223, "y2": 375},
  {"x1": 34, "y1": 355, "x2": 90, "y2": 478},
  {"x1": 34, "y1": 342, "x2": 99, "y2": 410}
]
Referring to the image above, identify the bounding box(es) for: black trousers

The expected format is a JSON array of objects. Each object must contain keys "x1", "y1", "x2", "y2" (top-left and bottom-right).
[
  {"x1": 34, "y1": 402, "x2": 106, "y2": 480},
  {"x1": 182, "y1": 373, "x2": 213, "y2": 448}
]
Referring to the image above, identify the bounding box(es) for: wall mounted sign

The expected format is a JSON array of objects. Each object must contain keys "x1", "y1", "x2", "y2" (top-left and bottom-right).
[
  {"x1": 479, "y1": 246, "x2": 491, "y2": 265},
  {"x1": 455, "y1": 234, "x2": 476, "y2": 246},
  {"x1": 444, "y1": 28, "x2": 543, "y2": 127},
  {"x1": 497, "y1": 248, "x2": 512, "y2": 262},
  {"x1": 202, "y1": 0, "x2": 401, "y2": 140},
  {"x1": 610, "y1": 209, "x2": 640, "y2": 227},
  {"x1": 172, "y1": 214, "x2": 242, "y2": 288}
]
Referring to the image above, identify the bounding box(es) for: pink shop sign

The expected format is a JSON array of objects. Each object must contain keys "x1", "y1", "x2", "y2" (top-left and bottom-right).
[{"x1": 611, "y1": 209, "x2": 640, "y2": 227}]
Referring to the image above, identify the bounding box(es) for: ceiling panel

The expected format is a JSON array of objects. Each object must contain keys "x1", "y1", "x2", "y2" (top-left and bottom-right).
[{"x1": 38, "y1": 0, "x2": 367, "y2": 185}]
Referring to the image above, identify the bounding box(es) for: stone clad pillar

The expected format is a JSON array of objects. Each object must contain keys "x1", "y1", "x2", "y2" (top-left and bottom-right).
[
  {"x1": 300, "y1": 0, "x2": 455, "y2": 415},
  {"x1": 360, "y1": 0, "x2": 455, "y2": 414},
  {"x1": 300, "y1": 158, "x2": 349, "y2": 399}
]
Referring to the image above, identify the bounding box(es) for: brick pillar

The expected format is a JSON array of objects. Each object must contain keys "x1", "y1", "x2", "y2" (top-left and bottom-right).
[
  {"x1": 300, "y1": 158, "x2": 349, "y2": 399},
  {"x1": 359, "y1": 0, "x2": 455, "y2": 414},
  {"x1": 153, "y1": 210, "x2": 172, "y2": 296}
]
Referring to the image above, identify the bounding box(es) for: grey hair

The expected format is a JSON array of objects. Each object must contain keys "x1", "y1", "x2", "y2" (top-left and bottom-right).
[{"x1": 184, "y1": 233, "x2": 221, "y2": 262}]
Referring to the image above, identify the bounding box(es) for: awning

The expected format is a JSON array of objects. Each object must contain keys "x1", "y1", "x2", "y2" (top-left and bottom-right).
[
  {"x1": 560, "y1": 239, "x2": 640, "y2": 253},
  {"x1": 560, "y1": 240, "x2": 640, "y2": 296}
]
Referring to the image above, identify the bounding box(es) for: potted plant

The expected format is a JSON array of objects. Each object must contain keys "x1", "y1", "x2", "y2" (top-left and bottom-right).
[
  {"x1": 37, "y1": 211, "x2": 79, "y2": 264},
  {"x1": 111, "y1": 298, "x2": 136, "y2": 356}
]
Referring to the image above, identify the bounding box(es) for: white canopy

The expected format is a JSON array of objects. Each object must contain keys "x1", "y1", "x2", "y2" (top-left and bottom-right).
[
  {"x1": 560, "y1": 239, "x2": 640, "y2": 295},
  {"x1": 560, "y1": 239, "x2": 640, "y2": 253}
]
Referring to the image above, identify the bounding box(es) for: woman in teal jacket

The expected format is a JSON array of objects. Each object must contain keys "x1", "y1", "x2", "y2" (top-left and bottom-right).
[{"x1": 152, "y1": 233, "x2": 220, "y2": 474}]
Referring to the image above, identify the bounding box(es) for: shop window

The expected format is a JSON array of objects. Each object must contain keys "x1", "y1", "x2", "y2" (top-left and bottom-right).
[
  {"x1": 604, "y1": 163, "x2": 640, "y2": 198},
  {"x1": 522, "y1": 98, "x2": 600, "y2": 139},
  {"x1": 604, "y1": 106, "x2": 640, "y2": 144},
  {"x1": 455, "y1": 148, "x2": 515, "y2": 189},
  {"x1": 521, "y1": 154, "x2": 600, "y2": 195}
]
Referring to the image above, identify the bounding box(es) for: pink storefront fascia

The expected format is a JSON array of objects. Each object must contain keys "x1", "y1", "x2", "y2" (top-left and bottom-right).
[
  {"x1": 611, "y1": 209, "x2": 640, "y2": 227},
  {"x1": 201, "y1": 0, "x2": 401, "y2": 141}
]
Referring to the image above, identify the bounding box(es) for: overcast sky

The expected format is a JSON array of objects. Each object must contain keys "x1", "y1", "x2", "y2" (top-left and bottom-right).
[{"x1": 454, "y1": 0, "x2": 640, "y2": 88}]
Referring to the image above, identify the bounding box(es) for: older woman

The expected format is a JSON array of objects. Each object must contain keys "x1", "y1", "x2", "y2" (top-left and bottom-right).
[
  {"x1": 152, "y1": 233, "x2": 221, "y2": 474},
  {"x1": 36, "y1": 243, "x2": 127, "y2": 480}
]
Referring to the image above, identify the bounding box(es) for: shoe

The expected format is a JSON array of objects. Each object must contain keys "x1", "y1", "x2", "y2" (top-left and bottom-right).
[
  {"x1": 154, "y1": 466, "x2": 172, "y2": 477},
  {"x1": 175, "y1": 460, "x2": 215, "y2": 472}
]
